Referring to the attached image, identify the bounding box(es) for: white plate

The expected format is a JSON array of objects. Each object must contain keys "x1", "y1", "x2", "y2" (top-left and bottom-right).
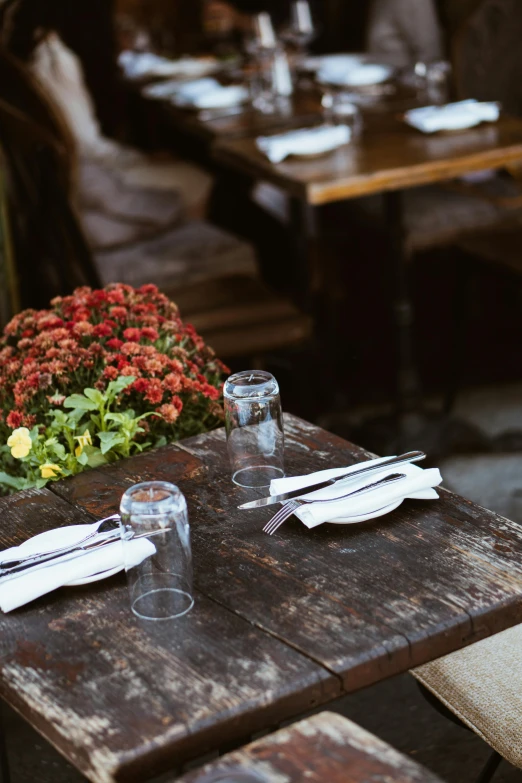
[
  {"x1": 66, "y1": 565, "x2": 123, "y2": 587},
  {"x1": 1, "y1": 524, "x2": 96, "y2": 560},
  {"x1": 0, "y1": 524, "x2": 124, "y2": 588},
  {"x1": 326, "y1": 498, "x2": 403, "y2": 524},
  {"x1": 303, "y1": 53, "x2": 369, "y2": 72},
  {"x1": 318, "y1": 63, "x2": 394, "y2": 87}
]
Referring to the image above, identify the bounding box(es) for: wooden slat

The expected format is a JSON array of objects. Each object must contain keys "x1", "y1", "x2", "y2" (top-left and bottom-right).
[
  {"x1": 0, "y1": 485, "x2": 338, "y2": 783},
  {"x1": 213, "y1": 115, "x2": 522, "y2": 205},
  {"x1": 53, "y1": 414, "x2": 522, "y2": 695},
  {"x1": 175, "y1": 711, "x2": 444, "y2": 783}
]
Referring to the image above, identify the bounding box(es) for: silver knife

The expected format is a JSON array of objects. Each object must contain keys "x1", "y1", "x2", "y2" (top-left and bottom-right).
[
  {"x1": 0, "y1": 528, "x2": 171, "y2": 583},
  {"x1": 238, "y1": 451, "x2": 425, "y2": 510}
]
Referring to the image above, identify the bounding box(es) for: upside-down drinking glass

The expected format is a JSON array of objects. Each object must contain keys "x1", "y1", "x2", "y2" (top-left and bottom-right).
[
  {"x1": 224, "y1": 371, "x2": 285, "y2": 488},
  {"x1": 119, "y1": 481, "x2": 193, "y2": 621}
]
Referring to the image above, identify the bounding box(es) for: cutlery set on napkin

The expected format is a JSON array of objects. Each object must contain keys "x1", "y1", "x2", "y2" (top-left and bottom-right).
[
  {"x1": 240, "y1": 451, "x2": 442, "y2": 534},
  {"x1": 0, "y1": 517, "x2": 156, "y2": 613},
  {"x1": 256, "y1": 124, "x2": 352, "y2": 163},
  {"x1": 0, "y1": 451, "x2": 441, "y2": 611}
]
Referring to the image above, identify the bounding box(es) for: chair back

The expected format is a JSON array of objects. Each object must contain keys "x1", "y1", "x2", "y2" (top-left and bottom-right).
[
  {"x1": 0, "y1": 47, "x2": 100, "y2": 322},
  {"x1": 453, "y1": 0, "x2": 522, "y2": 115}
]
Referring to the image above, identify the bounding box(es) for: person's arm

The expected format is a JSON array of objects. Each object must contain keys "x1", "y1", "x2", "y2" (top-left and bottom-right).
[{"x1": 367, "y1": 0, "x2": 444, "y2": 67}]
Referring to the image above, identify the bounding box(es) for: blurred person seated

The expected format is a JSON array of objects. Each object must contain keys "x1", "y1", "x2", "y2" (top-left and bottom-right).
[
  {"x1": 367, "y1": 0, "x2": 444, "y2": 68},
  {"x1": 1, "y1": 0, "x2": 213, "y2": 253}
]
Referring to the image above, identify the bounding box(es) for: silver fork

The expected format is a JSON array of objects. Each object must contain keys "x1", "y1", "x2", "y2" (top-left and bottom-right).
[
  {"x1": 0, "y1": 513, "x2": 121, "y2": 573},
  {"x1": 263, "y1": 473, "x2": 406, "y2": 536}
]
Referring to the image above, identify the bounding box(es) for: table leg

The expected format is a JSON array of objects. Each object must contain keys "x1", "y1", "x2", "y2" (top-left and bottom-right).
[
  {"x1": 384, "y1": 190, "x2": 423, "y2": 421},
  {"x1": 0, "y1": 708, "x2": 11, "y2": 783},
  {"x1": 289, "y1": 197, "x2": 321, "y2": 300}
]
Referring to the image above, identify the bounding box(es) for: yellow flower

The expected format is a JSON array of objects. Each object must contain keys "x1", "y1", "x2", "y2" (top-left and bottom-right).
[
  {"x1": 74, "y1": 429, "x2": 92, "y2": 457},
  {"x1": 40, "y1": 463, "x2": 63, "y2": 479},
  {"x1": 7, "y1": 427, "x2": 32, "y2": 459}
]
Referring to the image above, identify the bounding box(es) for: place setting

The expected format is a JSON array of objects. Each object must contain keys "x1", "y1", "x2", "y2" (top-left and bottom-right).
[{"x1": 224, "y1": 371, "x2": 442, "y2": 535}]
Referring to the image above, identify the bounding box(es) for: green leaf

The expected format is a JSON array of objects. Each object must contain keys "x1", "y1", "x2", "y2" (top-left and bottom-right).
[
  {"x1": 77, "y1": 451, "x2": 89, "y2": 466},
  {"x1": 107, "y1": 376, "x2": 135, "y2": 398},
  {"x1": 81, "y1": 445, "x2": 108, "y2": 468},
  {"x1": 63, "y1": 394, "x2": 98, "y2": 411},
  {"x1": 48, "y1": 442, "x2": 66, "y2": 461},
  {"x1": 104, "y1": 412, "x2": 128, "y2": 425},
  {"x1": 83, "y1": 388, "x2": 105, "y2": 407},
  {"x1": 0, "y1": 471, "x2": 26, "y2": 490},
  {"x1": 97, "y1": 431, "x2": 126, "y2": 455}
]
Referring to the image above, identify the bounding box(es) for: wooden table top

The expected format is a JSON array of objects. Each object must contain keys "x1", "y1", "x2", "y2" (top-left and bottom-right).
[
  {"x1": 213, "y1": 114, "x2": 522, "y2": 205},
  {"x1": 2, "y1": 415, "x2": 522, "y2": 782},
  {"x1": 162, "y1": 88, "x2": 321, "y2": 143}
]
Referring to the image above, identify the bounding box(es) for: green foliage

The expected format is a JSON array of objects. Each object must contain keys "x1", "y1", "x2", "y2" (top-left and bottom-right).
[{"x1": 0, "y1": 375, "x2": 157, "y2": 491}]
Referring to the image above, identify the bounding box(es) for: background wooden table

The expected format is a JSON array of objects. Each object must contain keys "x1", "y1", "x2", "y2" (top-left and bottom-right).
[
  {"x1": 213, "y1": 114, "x2": 522, "y2": 204},
  {"x1": 1, "y1": 415, "x2": 522, "y2": 782},
  {"x1": 213, "y1": 114, "x2": 522, "y2": 431}
]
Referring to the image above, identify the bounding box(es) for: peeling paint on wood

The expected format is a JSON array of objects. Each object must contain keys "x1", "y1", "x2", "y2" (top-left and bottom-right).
[
  {"x1": 176, "y1": 712, "x2": 444, "y2": 782},
  {"x1": 1, "y1": 415, "x2": 522, "y2": 781}
]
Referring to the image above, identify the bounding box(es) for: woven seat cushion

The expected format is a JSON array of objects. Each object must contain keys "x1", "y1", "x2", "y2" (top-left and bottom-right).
[
  {"x1": 355, "y1": 181, "x2": 520, "y2": 255},
  {"x1": 412, "y1": 623, "x2": 522, "y2": 768},
  {"x1": 95, "y1": 221, "x2": 257, "y2": 290}
]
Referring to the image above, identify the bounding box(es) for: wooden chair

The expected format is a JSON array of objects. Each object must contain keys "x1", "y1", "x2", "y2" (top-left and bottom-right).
[
  {"x1": 96, "y1": 222, "x2": 312, "y2": 362},
  {"x1": 172, "y1": 275, "x2": 313, "y2": 361},
  {"x1": 453, "y1": 0, "x2": 522, "y2": 116},
  {"x1": 412, "y1": 623, "x2": 522, "y2": 783},
  {"x1": 173, "y1": 711, "x2": 444, "y2": 782}
]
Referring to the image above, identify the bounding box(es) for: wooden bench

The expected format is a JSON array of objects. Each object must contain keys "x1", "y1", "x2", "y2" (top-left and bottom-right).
[{"x1": 175, "y1": 712, "x2": 444, "y2": 783}]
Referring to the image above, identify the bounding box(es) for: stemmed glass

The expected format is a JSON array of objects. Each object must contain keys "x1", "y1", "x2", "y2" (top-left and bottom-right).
[
  {"x1": 245, "y1": 12, "x2": 278, "y2": 56},
  {"x1": 281, "y1": 1, "x2": 317, "y2": 63}
]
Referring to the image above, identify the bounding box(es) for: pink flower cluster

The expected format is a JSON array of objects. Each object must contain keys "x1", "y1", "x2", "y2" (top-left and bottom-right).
[{"x1": 0, "y1": 283, "x2": 227, "y2": 440}]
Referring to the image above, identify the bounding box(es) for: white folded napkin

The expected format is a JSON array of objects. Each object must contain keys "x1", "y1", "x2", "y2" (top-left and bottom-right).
[
  {"x1": 270, "y1": 457, "x2": 442, "y2": 529},
  {"x1": 257, "y1": 124, "x2": 352, "y2": 164},
  {"x1": 0, "y1": 526, "x2": 155, "y2": 613},
  {"x1": 170, "y1": 78, "x2": 248, "y2": 109},
  {"x1": 404, "y1": 100, "x2": 500, "y2": 134},
  {"x1": 119, "y1": 51, "x2": 218, "y2": 81}
]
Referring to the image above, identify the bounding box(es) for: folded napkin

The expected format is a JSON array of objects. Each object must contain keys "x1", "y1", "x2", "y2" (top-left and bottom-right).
[
  {"x1": 404, "y1": 100, "x2": 500, "y2": 134},
  {"x1": 0, "y1": 525, "x2": 155, "y2": 613},
  {"x1": 270, "y1": 457, "x2": 442, "y2": 529},
  {"x1": 257, "y1": 124, "x2": 352, "y2": 164},
  {"x1": 170, "y1": 78, "x2": 248, "y2": 109},
  {"x1": 119, "y1": 52, "x2": 218, "y2": 81}
]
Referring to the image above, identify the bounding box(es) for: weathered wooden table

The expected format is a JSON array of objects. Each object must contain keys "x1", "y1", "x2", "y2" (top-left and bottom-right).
[{"x1": 1, "y1": 414, "x2": 522, "y2": 782}]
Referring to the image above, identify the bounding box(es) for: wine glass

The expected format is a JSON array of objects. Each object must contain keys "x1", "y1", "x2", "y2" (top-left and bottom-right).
[
  {"x1": 245, "y1": 12, "x2": 278, "y2": 56},
  {"x1": 282, "y1": 1, "x2": 316, "y2": 63}
]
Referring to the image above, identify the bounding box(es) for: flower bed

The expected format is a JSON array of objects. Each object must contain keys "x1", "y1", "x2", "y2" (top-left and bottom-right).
[{"x1": 0, "y1": 283, "x2": 227, "y2": 492}]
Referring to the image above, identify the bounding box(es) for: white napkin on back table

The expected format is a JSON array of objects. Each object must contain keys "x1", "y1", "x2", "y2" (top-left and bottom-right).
[
  {"x1": 270, "y1": 457, "x2": 442, "y2": 529},
  {"x1": 257, "y1": 124, "x2": 352, "y2": 164},
  {"x1": 119, "y1": 51, "x2": 218, "y2": 81},
  {"x1": 170, "y1": 78, "x2": 248, "y2": 109},
  {"x1": 0, "y1": 526, "x2": 155, "y2": 613},
  {"x1": 404, "y1": 100, "x2": 500, "y2": 134}
]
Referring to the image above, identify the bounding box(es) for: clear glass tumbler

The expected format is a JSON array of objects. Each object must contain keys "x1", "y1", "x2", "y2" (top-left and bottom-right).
[
  {"x1": 325, "y1": 92, "x2": 363, "y2": 138},
  {"x1": 224, "y1": 371, "x2": 285, "y2": 488},
  {"x1": 119, "y1": 481, "x2": 194, "y2": 621}
]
